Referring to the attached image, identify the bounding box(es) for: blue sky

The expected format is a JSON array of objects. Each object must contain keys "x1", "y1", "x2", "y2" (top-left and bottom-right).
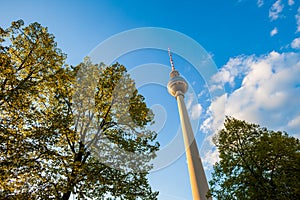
[{"x1": 1, "y1": 0, "x2": 300, "y2": 199}]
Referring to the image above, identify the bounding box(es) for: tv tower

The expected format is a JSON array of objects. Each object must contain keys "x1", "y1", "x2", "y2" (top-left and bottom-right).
[{"x1": 167, "y1": 49, "x2": 211, "y2": 200}]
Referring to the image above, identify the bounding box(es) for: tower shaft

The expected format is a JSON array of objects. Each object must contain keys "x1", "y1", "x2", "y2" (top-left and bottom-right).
[
  {"x1": 176, "y1": 93, "x2": 210, "y2": 200},
  {"x1": 167, "y1": 48, "x2": 210, "y2": 199}
]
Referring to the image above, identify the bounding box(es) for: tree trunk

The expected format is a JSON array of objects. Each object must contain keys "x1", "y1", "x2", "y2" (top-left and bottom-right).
[
  {"x1": 62, "y1": 191, "x2": 72, "y2": 200},
  {"x1": 62, "y1": 141, "x2": 86, "y2": 200}
]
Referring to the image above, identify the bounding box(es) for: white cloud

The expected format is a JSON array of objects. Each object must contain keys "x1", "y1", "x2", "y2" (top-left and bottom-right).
[
  {"x1": 190, "y1": 104, "x2": 202, "y2": 120},
  {"x1": 201, "y1": 94, "x2": 227, "y2": 133},
  {"x1": 201, "y1": 51, "x2": 300, "y2": 170},
  {"x1": 288, "y1": 115, "x2": 300, "y2": 128},
  {"x1": 185, "y1": 92, "x2": 194, "y2": 110},
  {"x1": 270, "y1": 27, "x2": 278, "y2": 36},
  {"x1": 269, "y1": 0, "x2": 284, "y2": 21},
  {"x1": 207, "y1": 52, "x2": 214, "y2": 60},
  {"x1": 202, "y1": 148, "x2": 219, "y2": 168},
  {"x1": 185, "y1": 92, "x2": 202, "y2": 120},
  {"x1": 203, "y1": 51, "x2": 300, "y2": 139},
  {"x1": 257, "y1": 0, "x2": 264, "y2": 7},
  {"x1": 296, "y1": 7, "x2": 300, "y2": 33},
  {"x1": 291, "y1": 37, "x2": 300, "y2": 49},
  {"x1": 288, "y1": 0, "x2": 295, "y2": 6},
  {"x1": 200, "y1": 133, "x2": 220, "y2": 167},
  {"x1": 197, "y1": 90, "x2": 206, "y2": 98},
  {"x1": 210, "y1": 55, "x2": 252, "y2": 90}
]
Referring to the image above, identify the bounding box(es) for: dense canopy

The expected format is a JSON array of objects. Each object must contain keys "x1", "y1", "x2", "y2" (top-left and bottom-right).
[
  {"x1": 209, "y1": 117, "x2": 300, "y2": 200},
  {"x1": 0, "y1": 20, "x2": 159, "y2": 199}
]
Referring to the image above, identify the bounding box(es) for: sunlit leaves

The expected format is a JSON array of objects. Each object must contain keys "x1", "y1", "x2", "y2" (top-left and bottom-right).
[
  {"x1": 72, "y1": 59, "x2": 159, "y2": 199},
  {"x1": 1, "y1": 20, "x2": 159, "y2": 199},
  {"x1": 1, "y1": 19, "x2": 73, "y2": 198}
]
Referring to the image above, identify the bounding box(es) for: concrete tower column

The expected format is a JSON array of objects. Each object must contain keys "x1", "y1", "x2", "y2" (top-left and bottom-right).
[{"x1": 167, "y1": 49, "x2": 211, "y2": 200}]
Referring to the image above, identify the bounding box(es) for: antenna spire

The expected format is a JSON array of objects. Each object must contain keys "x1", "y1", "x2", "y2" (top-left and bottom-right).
[{"x1": 168, "y1": 48, "x2": 175, "y2": 71}]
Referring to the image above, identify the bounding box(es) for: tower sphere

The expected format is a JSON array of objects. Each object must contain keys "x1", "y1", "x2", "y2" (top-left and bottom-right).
[
  {"x1": 167, "y1": 73, "x2": 188, "y2": 97},
  {"x1": 167, "y1": 48, "x2": 188, "y2": 97}
]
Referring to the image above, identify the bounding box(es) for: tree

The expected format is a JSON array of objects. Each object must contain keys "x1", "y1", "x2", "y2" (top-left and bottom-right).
[
  {"x1": 208, "y1": 117, "x2": 300, "y2": 200},
  {"x1": 0, "y1": 20, "x2": 159, "y2": 199}
]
